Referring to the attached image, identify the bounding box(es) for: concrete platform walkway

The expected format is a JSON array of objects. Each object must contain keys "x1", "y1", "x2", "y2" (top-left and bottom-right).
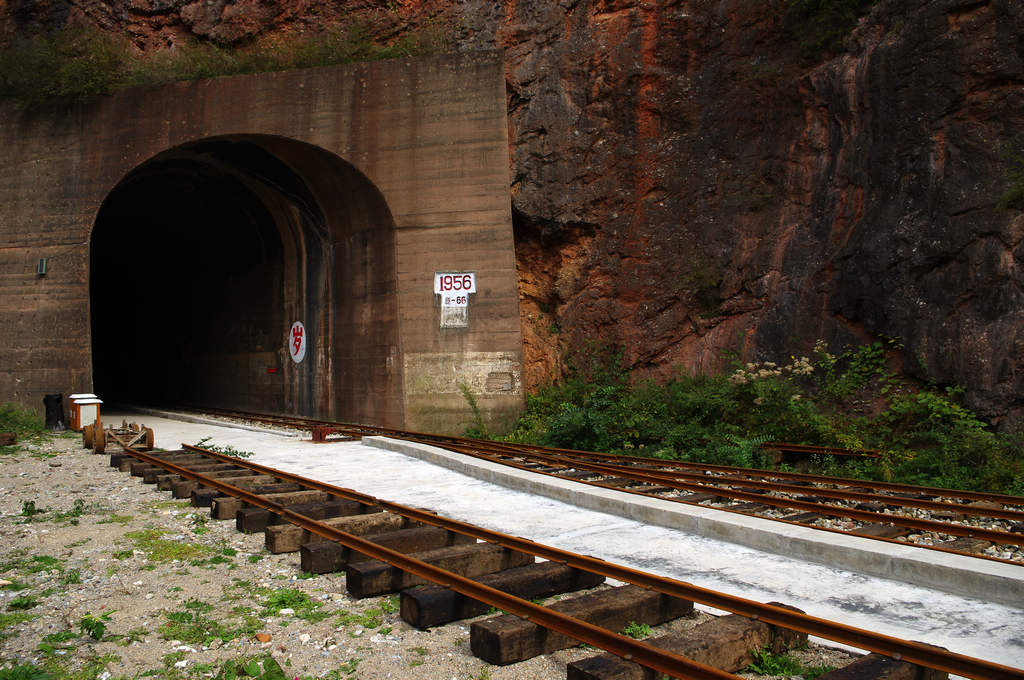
[{"x1": 113, "y1": 409, "x2": 1024, "y2": 670}]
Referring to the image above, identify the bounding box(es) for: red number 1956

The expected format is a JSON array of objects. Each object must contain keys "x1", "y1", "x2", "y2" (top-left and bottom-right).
[{"x1": 440, "y1": 274, "x2": 473, "y2": 291}]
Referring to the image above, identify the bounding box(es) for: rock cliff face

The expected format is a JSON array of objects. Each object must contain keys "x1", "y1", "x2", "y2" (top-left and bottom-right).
[{"x1": 3, "y1": 0, "x2": 1022, "y2": 427}]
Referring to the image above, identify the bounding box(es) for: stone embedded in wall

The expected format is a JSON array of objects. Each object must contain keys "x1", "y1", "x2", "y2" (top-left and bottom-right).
[
  {"x1": 404, "y1": 352, "x2": 523, "y2": 398},
  {"x1": 403, "y1": 351, "x2": 525, "y2": 435}
]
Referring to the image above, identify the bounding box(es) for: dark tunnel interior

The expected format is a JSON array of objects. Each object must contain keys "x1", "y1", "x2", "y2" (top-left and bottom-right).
[
  {"x1": 90, "y1": 149, "x2": 288, "y2": 411},
  {"x1": 90, "y1": 135, "x2": 404, "y2": 425}
]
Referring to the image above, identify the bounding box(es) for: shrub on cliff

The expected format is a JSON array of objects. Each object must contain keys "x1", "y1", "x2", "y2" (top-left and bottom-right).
[{"x1": 0, "y1": 25, "x2": 130, "y2": 108}]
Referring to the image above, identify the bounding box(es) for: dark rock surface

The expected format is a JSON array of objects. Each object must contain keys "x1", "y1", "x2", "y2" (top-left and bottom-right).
[{"x1": 2, "y1": 0, "x2": 1022, "y2": 427}]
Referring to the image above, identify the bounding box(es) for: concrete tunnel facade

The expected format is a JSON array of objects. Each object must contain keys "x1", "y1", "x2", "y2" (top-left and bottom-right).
[{"x1": 0, "y1": 53, "x2": 525, "y2": 434}]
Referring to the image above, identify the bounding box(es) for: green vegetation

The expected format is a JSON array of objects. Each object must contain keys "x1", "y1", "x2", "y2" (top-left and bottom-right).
[
  {"x1": 460, "y1": 384, "x2": 490, "y2": 440},
  {"x1": 7, "y1": 596, "x2": 39, "y2": 611},
  {"x1": 503, "y1": 341, "x2": 1024, "y2": 496},
  {"x1": 0, "y1": 664, "x2": 53, "y2": 680},
  {"x1": 1, "y1": 554, "x2": 63, "y2": 576},
  {"x1": 157, "y1": 598, "x2": 257, "y2": 645},
  {"x1": 786, "y1": 0, "x2": 879, "y2": 57},
  {"x1": 746, "y1": 647, "x2": 835, "y2": 678},
  {"x1": 193, "y1": 437, "x2": 254, "y2": 459},
  {"x1": 621, "y1": 621, "x2": 652, "y2": 639},
  {"x1": 96, "y1": 513, "x2": 134, "y2": 526},
  {"x1": 0, "y1": 17, "x2": 452, "y2": 109},
  {"x1": 77, "y1": 613, "x2": 110, "y2": 641},
  {"x1": 336, "y1": 606, "x2": 384, "y2": 630},
  {"x1": 0, "y1": 611, "x2": 37, "y2": 633},
  {"x1": 261, "y1": 588, "x2": 329, "y2": 623},
  {"x1": 121, "y1": 527, "x2": 216, "y2": 563},
  {"x1": 1000, "y1": 136, "x2": 1024, "y2": 212},
  {"x1": 19, "y1": 501, "x2": 45, "y2": 522},
  {"x1": 211, "y1": 654, "x2": 287, "y2": 680},
  {"x1": 0, "y1": 403, "x2": 45, "y2": 439}
]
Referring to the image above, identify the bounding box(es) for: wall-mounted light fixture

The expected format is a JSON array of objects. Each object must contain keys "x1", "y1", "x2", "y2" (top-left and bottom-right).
[{"x1": 36, "y1": 258, "x2": 47, "y2": 277}]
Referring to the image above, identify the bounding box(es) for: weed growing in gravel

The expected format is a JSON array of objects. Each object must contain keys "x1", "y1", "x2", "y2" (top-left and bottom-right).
[
  {"x1": 745, "y1": 646, "x2": 835, "y2": 678},
  {"x1": 336, "y1": 606, "x2": 383, "y2": 630},
  {"x1": 122, "y1": 528, "x2": 216, "y2": 563},
  {"x1": 1, "y1": 554, "x2": 63, "y2": 576},
  {"x1": 261, "y1": 588, "x2": 329, "y2": 623},
  {"x1": 49, "y1": 499, "x2": 95, "y2": 526},
  {"x1": 0, "y1": 611, "x2": 37, "y2": 634},
  {"x1": 121, "y1": 626, "x2": 148, "y2": 646},
  {"x1": 621, "y1": 621, "x2": 652, "y2": 639},
  {"x1": 37, "y1": 629, "x2": 78, "y2": 657},
  {"x1": 96, "y1": 513, "x2": 134, "y2": 526},
  {"x1": 210, "y1": 653, "x2": 289, "y2": 680},
  {"x1": 381, "y1": 595, "x2": 400, "y2": 613},
  {"x1": 336, "y1": 658, "x2": 361, "y2": 675},
  {"x1": 0, "y1": 663, "x2": 52, "y2": 679},
  {"x1": 78, "y1": 612, "x2": 111, "y2": 640},
  {"x1": 223, "y1": 578, "x2": 257, "y2": 600},
  {"x1": 59, "y1": 569, "x2": 81, "y2": 586},
  {"x1": 160, "y1": 650, "x2": 186, "y2": 668},
  {"x1": 149, "y1": 499, "x2": 191, "y2": 511},
  {"x1": 19, "y1": 500, "x2": 47, "y2": 522},
  {"x1": 188, "y1": 512, "x2": 210, "y2": 535},
  {"x1": 7, "y1": 595, "x2": 39, "y2": 611},
  {"x1": 158, "y1": 598, "x2": 253, "y2": 646}
]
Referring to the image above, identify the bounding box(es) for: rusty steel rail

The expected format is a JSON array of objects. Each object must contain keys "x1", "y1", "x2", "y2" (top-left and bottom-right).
[
  {"x1": 463, "y1": 437, "x2": 1024, "y2": 506},
  {"x1": 446, "y1": 441, "x2": 1024, "y2": 523},
  {"x1": 762, "y1": 441, "x2": 881, "y2": 458},
  {"x1": 136, "y1": 445, "x2": 736, "y2": 680},
  {"x1": 184, "y1": 405, "x2": 1024, "y2": 506},
  {"x1": 439, "y1": 442, "x2": 1024, "y2": 546},
  {"x1": 111, "y1": 442, "x2": 1023, "y2": 679},
  {"x1": 430, "y1": 443, "x2": 1024, "y2": 566}
]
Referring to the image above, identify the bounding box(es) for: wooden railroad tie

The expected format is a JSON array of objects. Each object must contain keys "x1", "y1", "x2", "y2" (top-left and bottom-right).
[{"x1": 567, "y1": 603, "x2": 807, "y2": 679}]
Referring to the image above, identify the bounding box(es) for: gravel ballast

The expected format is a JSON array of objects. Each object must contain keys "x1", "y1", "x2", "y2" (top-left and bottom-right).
[{"x1": 0, "y1": 433, "x2": 855, "y2": 679}]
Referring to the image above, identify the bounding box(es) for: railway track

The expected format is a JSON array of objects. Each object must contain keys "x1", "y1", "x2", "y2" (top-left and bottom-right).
[
  {"x1": 159, "y1": 407, "x2": 1024, "y2": 565},
  {"x1": 94, "y1": 429, "x2": 1022, "y2": 680}
]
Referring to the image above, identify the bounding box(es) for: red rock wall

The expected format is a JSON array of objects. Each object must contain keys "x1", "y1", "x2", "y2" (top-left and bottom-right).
[{"x1": 2, "y1": 0, "x2": 1022, "y2": 427}]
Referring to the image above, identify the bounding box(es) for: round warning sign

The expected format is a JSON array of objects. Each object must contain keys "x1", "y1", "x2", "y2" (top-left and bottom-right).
[{"x1": 288, "y1": 321, "x2": 306, "y2": 364}]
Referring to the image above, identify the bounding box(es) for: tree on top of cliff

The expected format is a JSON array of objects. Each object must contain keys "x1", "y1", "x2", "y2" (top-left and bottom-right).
[{"x1": 0, "y1": 15, "x2": 451, "y2": 109}]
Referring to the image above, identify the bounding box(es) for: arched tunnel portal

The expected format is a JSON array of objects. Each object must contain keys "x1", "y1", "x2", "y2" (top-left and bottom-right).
[{"x1": 90, "y1": 134, "x2": 402, "y2": 426}]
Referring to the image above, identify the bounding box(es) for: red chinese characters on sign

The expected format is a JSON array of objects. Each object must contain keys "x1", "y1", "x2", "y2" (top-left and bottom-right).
[{"x1": 288, "y1": 321, "x2": 306, "y2": 363}]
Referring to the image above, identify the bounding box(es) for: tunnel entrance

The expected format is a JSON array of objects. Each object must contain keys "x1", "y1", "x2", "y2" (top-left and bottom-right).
[{"x1": 90, "y1": 135, "x2": 402, "y2": 425}]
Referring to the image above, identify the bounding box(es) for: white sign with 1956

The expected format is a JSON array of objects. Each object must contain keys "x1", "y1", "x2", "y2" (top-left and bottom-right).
[{"x1": 434, "y1": 272, "x2": 476, "y2": 307}]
